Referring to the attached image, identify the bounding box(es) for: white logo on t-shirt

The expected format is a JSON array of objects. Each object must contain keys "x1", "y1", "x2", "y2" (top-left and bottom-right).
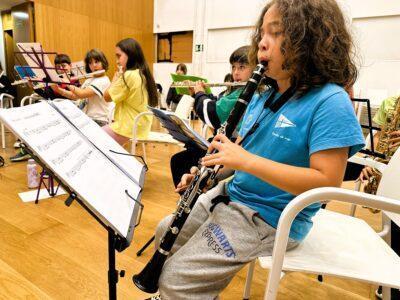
[{"x1": 275, "y1": 114, "x2": 296, "y2": 128}]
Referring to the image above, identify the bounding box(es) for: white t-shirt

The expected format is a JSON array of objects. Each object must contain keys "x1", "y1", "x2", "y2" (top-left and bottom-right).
[{"x1": 81, "y1": 76, "x2": 111, "y2": 122}]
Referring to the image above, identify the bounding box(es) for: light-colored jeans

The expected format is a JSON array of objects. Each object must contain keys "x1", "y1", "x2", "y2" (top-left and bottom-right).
[{"x1": 155, "y1": 182, "x2": 299, "y2": 300}]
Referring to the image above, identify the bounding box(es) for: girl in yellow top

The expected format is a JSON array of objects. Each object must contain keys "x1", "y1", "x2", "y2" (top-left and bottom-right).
[{"x1": 104, "y1": 38, "x2": 158, "y2": 145}]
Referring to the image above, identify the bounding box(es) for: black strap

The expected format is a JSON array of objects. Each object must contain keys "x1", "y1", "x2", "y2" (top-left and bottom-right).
[
  {"x1": 263, "y1": 89, "x2": 277, "y2": 109},
  {"x1": 269, "y1": 85, "x2": 297, "y2": 112},
  {"x1": 90, "y1": 84, "x2": 103, "y2": 96},
  {"x1": 209, "y1": 195, "x2": 231, "y2": 212},
  {"x1": 240, "y1": 85, "x2": 296, "y2": 145}
]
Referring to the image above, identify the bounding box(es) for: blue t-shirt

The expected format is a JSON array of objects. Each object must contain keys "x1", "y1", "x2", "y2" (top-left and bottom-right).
[{"x1": 227, "y1": 83, "x2": 365, "y2": 241}]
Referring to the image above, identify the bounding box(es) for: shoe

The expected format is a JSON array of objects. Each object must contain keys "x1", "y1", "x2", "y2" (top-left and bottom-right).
[
  {"x1": 13, "y1": 140, "x2": 21, "y2": 148},
  {"x1": 10, "y1": 149, "x2": 30, "y2": 162},
  {"x1": 145, "y1": 295, "x2": 161, "y2": 300},
  {"x1": 375, "y1": 286, "x2": 382, "y2": 299}
]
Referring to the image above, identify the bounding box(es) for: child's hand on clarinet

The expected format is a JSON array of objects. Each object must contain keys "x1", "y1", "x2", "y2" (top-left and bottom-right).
[
  {"x1": 202, "y1": 134, "x2": 252, "y2": 170},
  {"x1": 175, "y1": 166, "x2": 199, "y2": 193},
  {"x1": 175, "y1": 165, "x2": 216, "y2": 193}
]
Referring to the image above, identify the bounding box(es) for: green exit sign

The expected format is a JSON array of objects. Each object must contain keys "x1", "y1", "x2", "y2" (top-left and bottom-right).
[{"x1": 195, "y1": 44, "x2": 204, "y2": 52}]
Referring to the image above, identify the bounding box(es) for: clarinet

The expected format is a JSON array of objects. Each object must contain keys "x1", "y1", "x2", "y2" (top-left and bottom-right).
[{"x1": 132, "y1": 62, "x2": 267, "y2": 294}]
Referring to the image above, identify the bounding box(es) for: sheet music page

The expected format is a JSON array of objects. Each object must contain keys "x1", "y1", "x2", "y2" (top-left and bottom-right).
[
  {"x1": 51, "y1": 100, "x2": 145, "y2": 186},
  {"x1": 0, "y1": 101, "x2": 142, "y2": 240},
  {"x1": 151, "y1": 107, "x2": 210, "y2": 150}
]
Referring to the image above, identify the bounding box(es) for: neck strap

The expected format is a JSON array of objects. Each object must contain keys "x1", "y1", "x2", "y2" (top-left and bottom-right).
[
  {"x1": 264, "y1": 85, "x2": 297, "y2": 112},
  {"x1": 239, "y1": 85, "x2": 296, "y2": 145}
]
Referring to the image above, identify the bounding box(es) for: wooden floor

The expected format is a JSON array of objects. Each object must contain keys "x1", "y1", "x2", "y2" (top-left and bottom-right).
[{"x1": 0, "y1": 125, "x2": 382, "y2": 300}]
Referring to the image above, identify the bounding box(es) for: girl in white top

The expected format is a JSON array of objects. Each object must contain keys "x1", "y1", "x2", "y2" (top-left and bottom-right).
[{"x1": 57, "y1": 49, "x2": 111, "y2": 126}]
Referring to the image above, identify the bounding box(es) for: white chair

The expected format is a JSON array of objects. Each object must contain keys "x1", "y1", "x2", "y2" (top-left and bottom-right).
[
  {"x1": 201, "y1": 122, "x2": 212, "y2": 139},
  {"x1": 174, "y1": 95, "x2": 194, "y2": 126},
  {"x1": 20, "y1": 93, "x2": 42, "y2": 106},
  {"x1": 243, "y1": 148, "x2": 400, "y2": 300},
  {"x1": 107, "y1": 102, "x2": 115, "y2": 124},
  {"x1": 131, "y1": 95, "x2": 195, "y2": 161},
  {"x1": 0, "y1": 93, "x2": 15, "y2": 148}
]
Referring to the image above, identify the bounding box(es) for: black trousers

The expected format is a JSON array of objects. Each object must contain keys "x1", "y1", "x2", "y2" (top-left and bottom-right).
[
  {"x1": 343, "y1": 162, "x2": 364, "y2": 181},
  {"x1": 392, "y1": 221, "x2": 400, "y2": 298},
  {"x1": 170, "y1": 147, "x2": 207, "y2": 187}
]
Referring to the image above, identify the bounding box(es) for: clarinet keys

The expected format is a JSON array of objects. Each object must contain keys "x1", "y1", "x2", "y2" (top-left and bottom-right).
[{"x1": 170, "y1": 226, "x2": 179, "y2": 235}]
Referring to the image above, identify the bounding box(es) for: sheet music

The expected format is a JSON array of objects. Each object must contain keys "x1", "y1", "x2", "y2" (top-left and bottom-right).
[
  {"x1": 150, "y1": 107, "x2": 210, "y2": 150},
  {"x1": 70, "y1": 61, "x2": 86, "y2": 76},
  {"x1": 0, "y1": 101, "x2": 144, "y2": 242},
  {"x1": 51, "y1": 100, "x2": 145, "y2": 185},
  {"x1": 16, "y1": 43, "x2": 67, "y2": 84}
]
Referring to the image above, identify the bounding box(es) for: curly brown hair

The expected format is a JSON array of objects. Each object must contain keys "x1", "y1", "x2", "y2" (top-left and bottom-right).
[{"x1": 249, "y1": 0, "x2": 358, "y2": 95}]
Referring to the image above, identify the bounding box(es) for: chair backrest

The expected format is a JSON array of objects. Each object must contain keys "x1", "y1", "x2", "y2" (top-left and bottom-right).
[
  {"x1": 377, "y1": 147, "x2": 400, "y2": 199},
  {"x1": 174, "y1": 95, "x2": 194, "y2": 120},
  {"x1": 108, "y1": 102, "x2": 115, "y2": 124}
]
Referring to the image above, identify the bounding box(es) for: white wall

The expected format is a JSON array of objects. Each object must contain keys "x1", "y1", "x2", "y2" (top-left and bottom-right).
[
  {"x1": 346, "y1": 0, "x2": 400, "y2": 19},
  {"x1": 153, "y1": 62, "x2": 193, "y2": 108},
  {"x1": 154, "y1": 0, "x2": 400, "y2": 99},
  {"x1": 0, "y1": 17, "x2": 6, "y2": 73},
  {"x1": 205, "y1": 0, "x2": 264, "y2": 29},
  {"x1": 352, "y1": 15, "x2": 400, "y2": 97},
  {"x1": 204, "y1": 27, "x2": 253, "y2": 83},
  {"x1": 154, "y1": 0, "x2": 196, "y2": 33}
]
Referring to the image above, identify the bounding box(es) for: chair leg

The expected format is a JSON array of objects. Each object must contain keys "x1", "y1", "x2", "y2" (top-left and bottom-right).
[
  {"x1": 201, "y1": 124, "x2": 207, "y2": 138},
  {"x1": 350, "y1": 180, "x2": 362, "y2": 216},
  {"x1": 131, "y1": 140, "x2": 136, "y2": 155},
  {"x1": 142, "y1": 143, "x2": 147, "y2": 163},
  {"x1": 136, "y1": 235, "x2": 155, "y2": 256},
  {"x1": 243, "y1": 260, "x2": 256, "y2": 300},
  {"x1": 1, "y1": 123, "x2": 5, "y2": 149},
  {"x1": 382, "y1": 286, "x2": 390, "y2": 300}
]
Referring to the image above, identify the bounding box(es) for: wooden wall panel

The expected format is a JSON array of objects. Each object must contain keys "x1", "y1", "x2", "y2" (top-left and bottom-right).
[
  {"x1": 1, "y1": 11, "x2": 13, "y2": 31},
  {"x1": 171, "y1": 33, "x2": 193, "y2": 63},
  {"x1": 34, "y1": 3, "x2": 90, "y2": 64},
  {"x1": 33, "y1": 0, "x2": 154, "y2": 76}
]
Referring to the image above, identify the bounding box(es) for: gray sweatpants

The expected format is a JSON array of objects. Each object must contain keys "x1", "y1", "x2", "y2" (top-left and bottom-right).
[{"x1": 155, "y1": 182, "x2": 299, "y2": 300}]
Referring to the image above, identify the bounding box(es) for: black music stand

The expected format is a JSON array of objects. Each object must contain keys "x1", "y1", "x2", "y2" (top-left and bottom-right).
[
  {"x1": 21, "y1": 143, "x2": 140, "y2": 300},
  {"x1": 352, "y1": 98, "x2": 385, "y2": 159},
  {"x1": 14, "y1": 43, "x2": 74, "y2": 97},
  {"x1": 14, "y1": 43, "x2": 72, "y2": 204}
]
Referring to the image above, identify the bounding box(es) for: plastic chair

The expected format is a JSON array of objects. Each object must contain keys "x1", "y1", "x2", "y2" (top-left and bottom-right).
[
  {"x1": 130, "y1": 95, "x2": 195, "y2": 161},
  {"x1": 201, "y1": 123, "x2": 212, "y2": 139},
  {"x1": 174, "y1": 95, "x2": 194, "y2": 126},
  {"x1": 0, "y1": 93, "x2": 14, "y2": 148},
  {"x1": 107, "y1": 102, "x2": 115, "y2": 124},
  {"x1": 243, "y1": 148, "x2": 400, "y2": 300},
  {"x1": 20, "y1": 93, "x2": 43, "y2": 106}
]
